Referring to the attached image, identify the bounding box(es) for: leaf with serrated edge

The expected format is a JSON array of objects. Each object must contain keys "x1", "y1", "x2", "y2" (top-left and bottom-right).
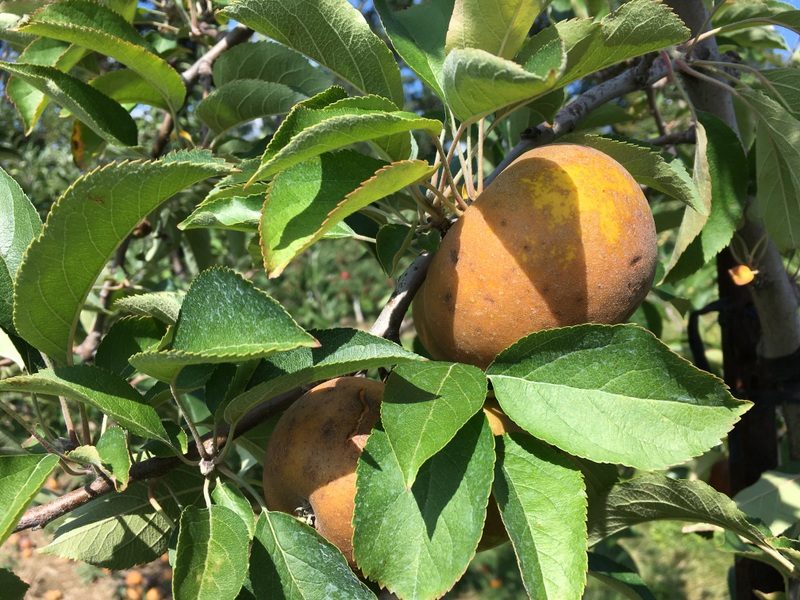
[
  {"x1": 42, "y1": 468, "x2": 203, "y2": 568},
  {"x1": 7, "y1": 38, "x2": 85, "y2": 133},
  {"x1": 443, "y1": 47, "x2": 562, "y2": 123},
  {"x1": 0, "y1": 366, "x2": 170, "y2": 442},
  {"x1": 0, "y1": 167, "x2": 40, "y2": 334},
  {"x1": 96, "y1": 426, "x2": 131, "y2": 490},
  {"x1": 179, "y1": 193, "x2": 264, "y2": 232},
  {"x1": 261, "y1": 152, "x2": 435, "y2": 277},
  {"x1": 760, "y1": 68, "x2": 800, "y2": 119},
  {"x1": 211, "y1": 480, "x2": 255, "y2": 538},
  {"x1": 0, "y1": 454, "x2": 59, "y2": 544},
  {"x1": 663, "y1": 122, "x2": 711, "y2": 278},
  {"x1": 742, "y1": 89, "x2": 800, "y2": 250},
  {"x1": 129, "y1": 268, "x2": 317, "y2": 382},
  {"x1": 374, "y1": 0, "x2": 453, "y2": 98},
  {"x1": 114, "y1": 292, "x2": 184, "y2": 325},
  {"x1": 21, "y1": 0, "x2": 185, "y2": 111},
  {"x1": 248, "y1": 511, "x2": 375, "y2": 599},
  {"x1": 663, "y1": 113, "x2": 747, "y2": 282},
  {"x1": 0, "y1": 61, "x2": 137, "y2": 146},
  {"x1": 225, "y1": 0, "x2": 403, "y2": 107},
  {"x1": 90, "y1": 69, "x2": 170, "y2": 110},
  {"x1": 197, "y1": 80, "x2": 306, "y2": 134},
  {"x1": 249, "y1": 109, "x2": 440, "y2": 184},
  {"x1": 95, "y1": 316, "x2": 166, "y2": 378},
  {"x1": 735, "y1": 467, "x2": 800, "y2": 536},
  {"x1": 587, "y1": 473, "x2": 770, "y2": 547},
  {"x1": 353, "y1": 414, "x2": 494, "y2": 600},
  {"x1": 522, "y1": 0, "x2": 689, "y2": 88},
  {"x1": 560, "y1": 133, "x2": 704, "y2": 213},
  {"x1": 382, "y1": 361, "x2": 487, "y2": 487},
  {"x1": 212, "y1": 40, "x2": 332, "y2": 94},
  {"x1": 495, "y1": 433, "x2": 587, "y2": 600},
  {"x1": 13, "y1": 151, "x2": 228, "y2": 361},
  {"x1": 225, "y1": 327, "x2": 422, "y2": 423},
  {"x1": 172, "y1": 506, "x2": 249, "y2": 600},
  {"x1": 487, "y1": 324, "x2": 750, "y2": 470},
  {"x1": 446, "y1": 0, "x2": 547, "y2": 59}
]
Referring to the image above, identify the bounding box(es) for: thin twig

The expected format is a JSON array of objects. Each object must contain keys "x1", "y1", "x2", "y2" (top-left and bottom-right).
[
  {"x1": 486, "y1": 55, "x2": 674, "y2": 185},
  {"x1": 151, "y1": 26, "x2": 254, "y2": 158},
  {"x1": 646, "y1": 86, "x2": 668, "y2": 137},
  {"x1": 14, "y1": 387, "x2": 304, "y2": 531},
  {"x1": 432, "y1": 136, "x2": 468, "y2": 211}
]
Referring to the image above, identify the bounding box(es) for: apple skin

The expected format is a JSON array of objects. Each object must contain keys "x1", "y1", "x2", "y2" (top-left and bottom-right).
[{"x1": 414, "y1": 143, "x2": 658, "y2": 368}]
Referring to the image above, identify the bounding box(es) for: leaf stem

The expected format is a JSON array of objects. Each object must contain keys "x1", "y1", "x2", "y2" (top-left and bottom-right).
[
  {"x1": 170, "y1": 382, "x2": 210, "y2": 460},
  {"x1": 218, "y1": 465, "x2": 268, "y2": 511},
  {"x1": 431, "y1": 135, "x2": 468, "y2": 211}
]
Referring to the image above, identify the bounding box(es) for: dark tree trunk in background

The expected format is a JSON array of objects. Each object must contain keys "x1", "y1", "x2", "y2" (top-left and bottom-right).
[{"x1": 717, "y1": 249, "x2": 783, "y2": 597}]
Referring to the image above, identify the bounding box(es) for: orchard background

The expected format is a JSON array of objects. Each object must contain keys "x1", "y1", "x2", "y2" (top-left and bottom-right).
[{"x1": 1, "y1": 0, "x2": 800, "y2": 598}]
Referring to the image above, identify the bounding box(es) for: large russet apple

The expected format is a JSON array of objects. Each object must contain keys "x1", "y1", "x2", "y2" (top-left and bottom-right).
[
  {"x1": 413, "y1": 143, "x2": 658, "y2": 368},
  {"x1": 263, "y1": 377, "x2": 511, "y2": 563}
]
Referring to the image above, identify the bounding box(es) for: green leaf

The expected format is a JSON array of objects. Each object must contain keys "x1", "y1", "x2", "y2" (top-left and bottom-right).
[
  {"x1": 6, "y1": 38, "x2": 84, "y2": 133},
  {"x1": 42, "y1": 468, "x2": 203, "y2": 568},
  {"x1": 95, "y1": 316, "x2": 167, "y2": 377},
  {"x1": 250, "y1": 104, "x2": 441, "y2": 183},
  {"x1": 173, "y1": 506, "x2": 250, "y2": 600},
  {"x1": 225, "y1": 0, "x2": 403, "y2": 107},
  {"x1": 197, "y1": 80, "x2": 306, "y2": 134},
  {"x1": 96, "y1": 426, "x2": 131, "y2": 490},
  {"x1": 742, "y1": 89, "x2": 800, "y2": 250},
  {"x1": 716, "y1": 6, "x2": 800, "y2": 36},
  {"x1": 559, "y1": 133, "x2": 704, "y2": 213},
  {"x1": 0, "y1": 61, "x2": 137, "y2": 146},
  {"x1": 224, "y1": 327, "x2": 421, "y2": 423},
  {"x1": 374, "y1": 0, "x2": 453, "y2": 98},
  {"x1": 664, "y1": 113, "x2": 746, "y2": 282},
  {"x1": 114, "y1": 292, "x2": 184, "y2": 325},
  {"x1": 537, "y1": 0, "x2": 689, "y2": 88},
  {"x1": 0, "y1": 366, "x2": 170, "y2": 441},
  {"x1": 0, "y1": 569, "x2": 28, "y2": 600},
  {"x1": 494, "y1": 433, "x2": 587, "y2": 600},
  {"x1": 90, "y1": 69, "x2": 170, "y2": 110},
  {"x1": 13, "y1": 152, "x2": 228, "y2": 361},
  {"x1": 381, "y1": 361, "x2": 487, "y2": 487},
  {"x1": 261, "y1": 151, "x2": 435, "y2": 277},
  {"x1": 247, "y1": 511, "x2": 375, "y2": 599},
  {"x1": 761, "y1": 67, "x2": 800, "y2": 119},
  {"x1": 0, "y1": 453, "x2": 59, "y2": 544},
  {"x1": 353, "y1": 414, "x2": 494, "y2": 600},
  {"x1": 0, "y1": 167, "x2": 40, "y2": 335},
  {"x1": 734, "y1": 467, "x2": 800, "y2": 536},
  {"x1": 212, "y1": 480, "x2": 255, "y2": 538},
  {"x1": 21, "y1": 0, "x2": 185, "y2": 111},
  {"x1": 587, "y1": 552, "x2": 655, "y2": 600},
  {"x1": 68, "y1": 439, "x2": 131, "y2": 490},
  {"x1": 487, "y1": 324, "x2": 750, "y2": 470},
  {"x1": 129, "y1": 268, "x2": 317, "y2": 382},
  {"x1": 212, "y1": 40, "x2": 332, "y2": 95},
  {"x1": 587, "y1": 473, "x2": 770, "y2": 547},
  {"x1": 445, "y1": 0, "x2": 547, "y2": 59},
  {"x1": 180, "y1": 193, "x2": 263, "y2": 232},
  {"x1": 443, "y1": 47, "x2": 562, "y2": 122},
  {"x1": 376, "y1": 223, "x2": 413, "y2": 276}
]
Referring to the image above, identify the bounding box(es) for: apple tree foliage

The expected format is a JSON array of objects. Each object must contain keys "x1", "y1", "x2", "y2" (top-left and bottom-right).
[{"x1": 1, "y1": 0, "x2": 799, "y2": 598}]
